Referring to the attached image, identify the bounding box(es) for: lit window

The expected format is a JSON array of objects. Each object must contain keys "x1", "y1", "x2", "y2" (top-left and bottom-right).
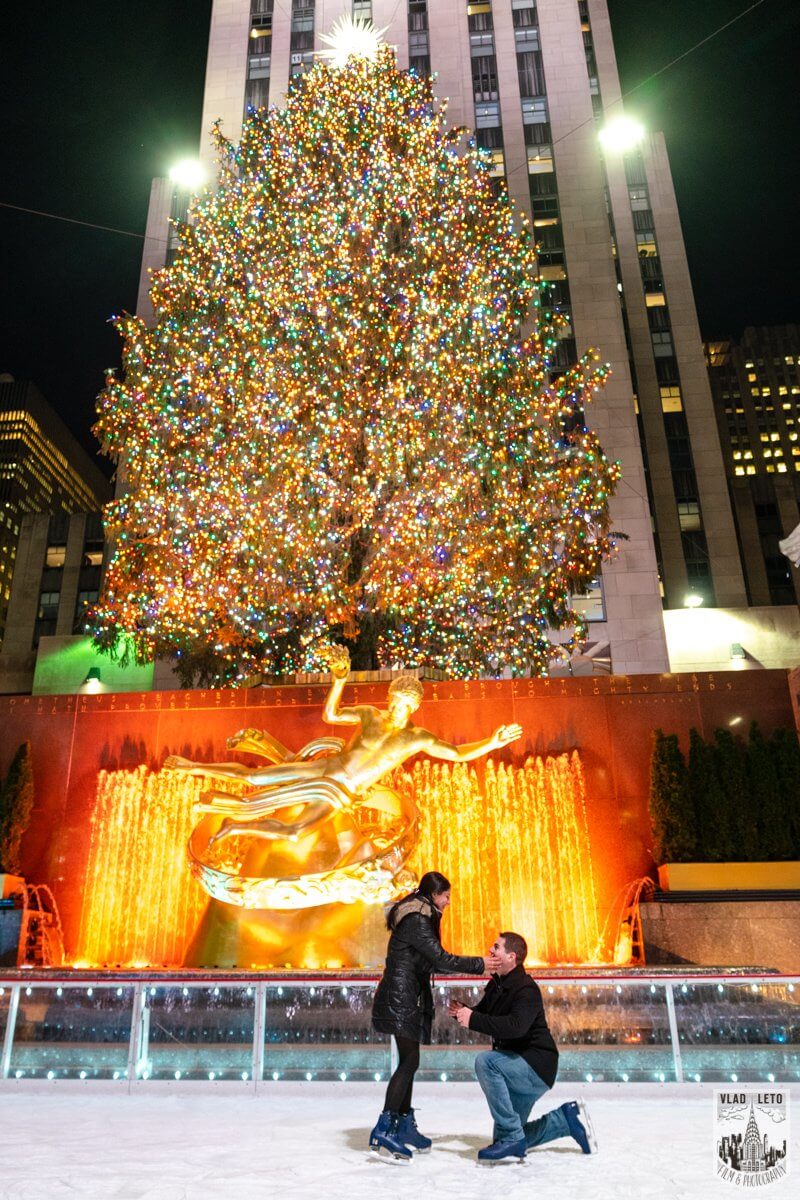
[
  {"x1": 762, "y1": 387, "x2": 772, "y2": 396},
  {"x1": 763, "y1": 449, "x2": 772, "y2": 458},
  {"x1": 771, "y1": 432, "x2": 780, "y2": 441},
  {"x1": 732, "y1": 450, "x2": 742, "y2": 460},
  {"x1": 645, "y1": 293, "x2": 666, "y2": 307},
  {"x1": 734, "y1": 466, "x2": 745, "y2": 476},
  {"x1": 747, "y1": 465, "x2": 756, "y2": 475},
  {"x1": 46, "y1": 544, "x2": 66, "y2": 568},
  {"x1": 745, "y1": 360, "x2": 754, "y2": 368},
  {"x1": 777, "y1": 462, "x2": 788, "y2": 473},
  {"x1": 744, "y1": 450, "x2": 753, "y2": 459},
  {"x1": 677, "y1": 501, "x2": 701, "y2": 531},
  {"x1": 751, "y1": 387, "x2": 760, "y2": 396},
  {"x1": 660, "y1": 386, "x2": 682, "y2": 412},
  {"x1": 747, "y1": 372, "x2": 757, "y2": 382},
  {"x1": 786, "y1": 356, "x2": 795, "y2": 365},
  {"x1": 767, "y1": 464, "x2": 776, "y2": 473},
  {"x1": 760, "y1": 433, "x2": 770, "y2": 442},
  {"x1": 779, "y1": 386, "x2": 788, "y2": 395}
]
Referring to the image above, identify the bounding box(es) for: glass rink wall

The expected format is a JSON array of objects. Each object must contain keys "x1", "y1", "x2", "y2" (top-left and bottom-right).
[{"x1": 1, "y1": 973, "x2": 798, "y2": 1088}]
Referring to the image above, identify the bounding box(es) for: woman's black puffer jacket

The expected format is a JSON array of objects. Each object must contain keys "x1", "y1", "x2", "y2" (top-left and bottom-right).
[{"x1": 371, "y1": 895, "x2": 485, "y2": 1043}]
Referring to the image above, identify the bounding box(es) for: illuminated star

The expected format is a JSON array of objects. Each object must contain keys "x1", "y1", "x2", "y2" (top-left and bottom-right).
[{"x1": 318, "y1": 15, "x2": 387, "y2": 68}]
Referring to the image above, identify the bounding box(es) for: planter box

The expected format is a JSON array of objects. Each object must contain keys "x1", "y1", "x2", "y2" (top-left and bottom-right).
[
  {"x1": 658, "y1": 861, "x2": 800, "y2": 891},
  {"x1": 0, "y1": 873, "x2": 24, "y2": 899}
]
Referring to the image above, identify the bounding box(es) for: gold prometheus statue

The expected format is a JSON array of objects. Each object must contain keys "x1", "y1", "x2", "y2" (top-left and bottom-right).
[{"x1": 165, "y1": 645, "x2": 522, "y2": 910}]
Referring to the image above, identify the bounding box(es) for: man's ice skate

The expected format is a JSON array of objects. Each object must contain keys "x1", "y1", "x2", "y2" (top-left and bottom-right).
[{"x1": 560, "y1": 1099, "x2": 597, "y2": 1153}]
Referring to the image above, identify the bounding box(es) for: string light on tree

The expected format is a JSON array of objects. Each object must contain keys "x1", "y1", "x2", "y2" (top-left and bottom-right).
[{"x1": 92, "y1": 41, "x2": 620, "y2": 686}]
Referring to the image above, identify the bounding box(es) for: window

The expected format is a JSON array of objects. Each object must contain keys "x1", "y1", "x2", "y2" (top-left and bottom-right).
[
  {"x1": 527, "y1": 144, "x2": 553, "y2": 173},
  {"x1": 46, "y1": 544, "x2": 66, "y2": 568},
  {"x1": 660, "y1": 386, "x2": 682, "y2": 413},
  {"x1": 512, "y1": 0, "x2": 537, "y2": 29},
  {"x1": 517, "y1": 50, "x2": 545, "y2": 98},
  {"x1": 651, "y1": 331, "x2": 674, "y2": 356},
  {"x1": 73, "y1": 590, "x2": 99, "y2": 632},
  {"x1": 472, "y1": 55, "x2": 499, "y2": 100},
  {"x1": 474, "y1": 100, "x2": 501, "y2": 128},
  {"x1": 678, "y1": 502, "x2": 701, "y2": 532},
  {"x1": 645, "y1": 291, "x2": 666, "y2": 307},
  {"x1": 468, "y1": 3, "x2": 493, "y2": 34},
  {"x1": 628, "y1": 186, "x2": 649, "y2": 211}
]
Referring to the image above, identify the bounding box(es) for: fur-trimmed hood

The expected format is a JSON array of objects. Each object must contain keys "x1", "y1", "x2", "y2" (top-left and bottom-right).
[{"x1": 388, "y1": 894, "x2": 438, "y2": 930}]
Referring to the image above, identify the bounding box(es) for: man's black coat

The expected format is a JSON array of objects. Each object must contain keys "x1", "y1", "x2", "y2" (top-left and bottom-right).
[{"x1": 467, "y1": 962, "x2": 559, "y2": 1087}]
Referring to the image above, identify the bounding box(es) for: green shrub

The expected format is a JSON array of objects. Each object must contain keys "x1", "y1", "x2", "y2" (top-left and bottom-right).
[
  {"x1": 0, "y1": 741, "x2": 34, "y2": 876},
  {"x1": 649, "y1": 729, "x2": 696, "y2": 864}
]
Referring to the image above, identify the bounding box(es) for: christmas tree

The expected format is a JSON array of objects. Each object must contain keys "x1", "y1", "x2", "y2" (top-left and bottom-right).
[{"x1": 94, "y1": 29, "x2": 619, "y2": 685}]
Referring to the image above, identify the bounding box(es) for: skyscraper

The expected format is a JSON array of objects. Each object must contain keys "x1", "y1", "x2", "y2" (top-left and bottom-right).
[
  {"x1": 706, "y1": 325, "x2": 800, "y2": 606},
  {"x1": 0, "y1": 376, "x2": 111, "y2": 644},
  {"x1": 136, "y1": 1, "x2": 749, "y2": 675}
]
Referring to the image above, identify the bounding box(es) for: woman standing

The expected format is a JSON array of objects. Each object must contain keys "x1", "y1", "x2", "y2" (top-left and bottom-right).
[{"x1": 370, "y1": 871, "x2": 496, "y2": 1158}]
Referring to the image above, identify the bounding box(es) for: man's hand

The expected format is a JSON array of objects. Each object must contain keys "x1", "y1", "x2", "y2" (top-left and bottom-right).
[
  {"x1": 492, "y1": 723, "x2": 523, "y2": 749},
  {"x1": 448, "y1": 1002, "x2": 472, "y2": 1028},
  {"x1": 320, "y1": 644, "x2": 350, "y2": 680},
  {"x1": 483, "y1": 952, "x2": 502, "y2": 973}
]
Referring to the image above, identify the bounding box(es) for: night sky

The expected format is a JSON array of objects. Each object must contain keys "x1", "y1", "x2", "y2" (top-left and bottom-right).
[{"x1": 1, "y1": 0, "x2": 798, "y2": 466}]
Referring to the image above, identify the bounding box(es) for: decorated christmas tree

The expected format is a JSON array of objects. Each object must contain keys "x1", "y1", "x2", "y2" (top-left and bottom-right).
[{"x1": 93, "y1": 26, "x2": 619, "y2": 686}]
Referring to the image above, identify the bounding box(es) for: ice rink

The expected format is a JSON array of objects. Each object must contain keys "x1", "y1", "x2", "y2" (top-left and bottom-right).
[{"x1": 3, "y1": 1082, "x2": 797, "y2": 1200}]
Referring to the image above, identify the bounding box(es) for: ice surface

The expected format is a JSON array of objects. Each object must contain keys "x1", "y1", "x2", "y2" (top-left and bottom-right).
[{"x1": 3, "y1": 1082, "x2": 797, "y2": 1200}]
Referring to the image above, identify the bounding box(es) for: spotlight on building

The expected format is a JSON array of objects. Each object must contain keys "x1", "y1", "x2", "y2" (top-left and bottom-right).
[
  {"x1": 81, "y1": 667, "x2": 103, "y2": 693},
  {"x1": 683, "y1": 592, "x2": 704, "y2": 609},
  {"x1": 168, "y1": 159, "x2": 207, "y2": 191},
  {"x1": 598, "y1": 116, "x2": 645, "y2": 153}
]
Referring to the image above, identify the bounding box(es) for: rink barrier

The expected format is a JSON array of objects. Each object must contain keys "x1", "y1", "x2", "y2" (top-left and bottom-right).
[{"x1": 0, "y1": 971, "x2": 797, "y2": 1091}]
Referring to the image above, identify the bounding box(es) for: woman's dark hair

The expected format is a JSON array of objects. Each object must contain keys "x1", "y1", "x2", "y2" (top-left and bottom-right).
[{"x1": 386, "y1": 871, "x2": 451, "y2": 928}]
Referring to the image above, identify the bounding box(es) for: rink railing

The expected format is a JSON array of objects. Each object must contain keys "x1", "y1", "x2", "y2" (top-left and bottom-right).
[{"x1": 1, "y1": 972, "x2": 798, "y2": 1090}]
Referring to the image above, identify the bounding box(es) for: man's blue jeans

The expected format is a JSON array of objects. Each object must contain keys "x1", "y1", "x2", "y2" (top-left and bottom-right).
[{"x1": 474, "y1": 1050, "x2": 570, "y2": 1147}]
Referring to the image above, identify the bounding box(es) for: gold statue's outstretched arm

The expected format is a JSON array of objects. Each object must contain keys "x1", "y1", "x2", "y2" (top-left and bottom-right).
[
  {"x1": 423, "y1": 723, "x2": 523, "y2": 763},
  {"x1": 320, "y1": 644, "x2": 362, "y2": 726}
]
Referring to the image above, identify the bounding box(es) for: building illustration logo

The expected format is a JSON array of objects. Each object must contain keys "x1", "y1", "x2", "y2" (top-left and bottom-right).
[{"x1": 715, "y1": 1089, "x2": 789, "y2": 1188}]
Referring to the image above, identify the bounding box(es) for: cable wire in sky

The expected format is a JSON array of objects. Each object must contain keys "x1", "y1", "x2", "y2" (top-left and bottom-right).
[{"x1": 0, "y1": 0, "x2": 772, "y2": 239}]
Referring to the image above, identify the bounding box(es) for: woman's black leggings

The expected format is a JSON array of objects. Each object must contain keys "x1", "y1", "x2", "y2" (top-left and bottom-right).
[{"x1": 383, "y1": 1035, "x2": 420, "y2": 1114}]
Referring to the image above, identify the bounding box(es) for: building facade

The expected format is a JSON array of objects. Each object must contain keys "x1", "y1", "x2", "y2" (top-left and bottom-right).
[
  {"x1": 0, "y1": 511, "x2": 105, "y2": 693},
  {"x1": 706, "y1": 324, "x2": 800, "y2": 606},
  {"x1": 0, "y1": 377, "x2": 111, "y2": 645},
  {"x1": 134, "y1": 0, "x2": 754, "y2": 674}
]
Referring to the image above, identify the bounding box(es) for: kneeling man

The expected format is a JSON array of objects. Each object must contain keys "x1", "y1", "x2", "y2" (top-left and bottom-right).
[{"x1": 448, "y1": 931, "x2": 596, "y2": 1162}]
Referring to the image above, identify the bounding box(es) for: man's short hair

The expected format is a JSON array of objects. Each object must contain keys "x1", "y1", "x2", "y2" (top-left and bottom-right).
[
  {"x1": 499, "y1": 931, "x2": 527, "y2": 965},
  {"x1": 388, "y1": 675, "x2": 424, "y2": 708}
]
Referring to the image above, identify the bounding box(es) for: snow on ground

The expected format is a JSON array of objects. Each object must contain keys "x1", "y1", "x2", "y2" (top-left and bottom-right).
[{"x1": 3, "y1": 1082, "x2": 797, "y2": 1200}]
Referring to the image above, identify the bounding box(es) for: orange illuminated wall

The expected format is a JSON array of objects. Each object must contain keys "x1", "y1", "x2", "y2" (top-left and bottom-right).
[{"x1": 1, "y1": 669, "x2": 793, "y2": 969}]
